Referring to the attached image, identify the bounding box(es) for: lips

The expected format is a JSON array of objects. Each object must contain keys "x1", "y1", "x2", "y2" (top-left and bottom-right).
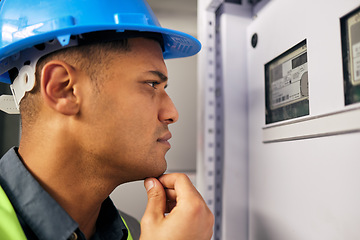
[{"x1": 157, "y1": 132, "x2": 172, "y2": 147}]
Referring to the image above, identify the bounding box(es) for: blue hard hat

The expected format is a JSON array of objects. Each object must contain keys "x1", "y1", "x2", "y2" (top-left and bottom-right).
[{"x1": 0, "y1": 0, "x2": 201, "y2": 84}]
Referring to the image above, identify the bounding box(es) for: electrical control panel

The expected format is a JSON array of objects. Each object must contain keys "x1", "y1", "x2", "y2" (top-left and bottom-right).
[{"x1": 265, "y1": 40, "x2": 309, "y2": 124}]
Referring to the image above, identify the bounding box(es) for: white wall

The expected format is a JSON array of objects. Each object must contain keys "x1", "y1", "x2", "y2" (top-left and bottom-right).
[
  {"x1": 197, "y1": 0, "x2": 360, "y2": 239},
  {"x1": 247, "y1": 0, "x2": 360, "y2": 239}
]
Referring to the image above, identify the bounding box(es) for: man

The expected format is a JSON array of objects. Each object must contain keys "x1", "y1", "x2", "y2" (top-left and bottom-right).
[{"x1": 0, "y1": 0, "x2": 214, "y2": 239}]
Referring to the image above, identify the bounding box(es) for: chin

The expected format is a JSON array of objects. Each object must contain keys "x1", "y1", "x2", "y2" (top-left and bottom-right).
[
  {"x1": 143, "y1": 162, "x2": 167, "y2": 179},
  {"x1": 151, "y1": 166, "x2": 167, "y2": 178}
]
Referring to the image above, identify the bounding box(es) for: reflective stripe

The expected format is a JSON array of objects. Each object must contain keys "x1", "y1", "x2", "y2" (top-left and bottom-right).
[
  {"x1": 0, "y1": 186, "x2": 27, "y2": 240},
  {"x1": 121, "y1": 216, "x2": 134, "y2": 240}
]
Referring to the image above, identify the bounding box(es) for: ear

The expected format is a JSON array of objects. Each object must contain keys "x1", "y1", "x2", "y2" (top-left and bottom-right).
[{"x1": 41, "y1": 60, "x2": 80, "y2": 115}]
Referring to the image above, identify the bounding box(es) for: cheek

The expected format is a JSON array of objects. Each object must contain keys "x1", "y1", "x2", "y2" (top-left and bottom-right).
[
  {"x1": 112, "y1": 101, "x2": 158, "y2": 141},
  {"x1": 124, "y1": 96, "x2": 158, "y2": 125},
  {"x1": 92, "y1": 88, "x2": 160, "y2": 147}
]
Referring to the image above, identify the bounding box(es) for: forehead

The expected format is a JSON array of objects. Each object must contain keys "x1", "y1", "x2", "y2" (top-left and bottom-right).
[
  {"x1": 111, "y1": 37, "x2": 167, "y2": 74},
  {"x1": 128, "y1": 37, "x2": 163, "y2": 57}
]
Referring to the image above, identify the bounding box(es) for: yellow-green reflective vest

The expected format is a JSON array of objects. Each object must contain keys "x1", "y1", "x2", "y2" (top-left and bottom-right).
[
  {"x1": 121, "y1": 216, "x2": 134, "y2": 240},
  {"x1": 0, "y1": 185, "x2": 27, "y2": 240},
  {"x1": 0, "y1": 185, "x2": 134, "y2": 240}
]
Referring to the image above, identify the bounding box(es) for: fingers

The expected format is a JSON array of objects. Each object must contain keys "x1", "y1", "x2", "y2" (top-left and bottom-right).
[
  {"x1": 140, "y1": 173, "x2": 214, "y2": 240},
  {"x1": 161, "y1": 173, "x2": 214, "y2": 239},
  {"x1": 158, "y1": 173, "x2": 201, "y2": 199},
  {"x1": 141, "y1": 178, "x2": 166, "y2": 222}
]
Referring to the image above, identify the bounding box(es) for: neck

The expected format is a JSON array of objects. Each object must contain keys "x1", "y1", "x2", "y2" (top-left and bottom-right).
[{"x1": 18, "y1": 137, "x2": 118, "y2": 239}]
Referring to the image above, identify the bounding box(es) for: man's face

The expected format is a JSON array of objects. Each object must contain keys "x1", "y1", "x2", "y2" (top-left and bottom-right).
[{"x1": 79, "y1": 38, "x2": 178, "y2": 182}]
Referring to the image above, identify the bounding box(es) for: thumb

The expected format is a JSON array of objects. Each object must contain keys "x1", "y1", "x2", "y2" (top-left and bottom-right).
[{"x1": 142, "y1": 178, "x2": 166, "y2": 222}]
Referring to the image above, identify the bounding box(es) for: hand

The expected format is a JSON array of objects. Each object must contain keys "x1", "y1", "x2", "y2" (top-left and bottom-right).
[{"x1": 140, "y1": 173, "x2": 214, "y2": 240}]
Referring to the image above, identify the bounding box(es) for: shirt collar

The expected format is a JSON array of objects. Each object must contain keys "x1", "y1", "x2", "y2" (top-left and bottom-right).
[
  {"x1": 0, "y1": 147, "x2": 78, "y2": 240},
  {"x1": 93, "y1": 198, "x2": 128, "y2": 240}
]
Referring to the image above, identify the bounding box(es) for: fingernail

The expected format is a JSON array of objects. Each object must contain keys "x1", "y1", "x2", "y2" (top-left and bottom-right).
[{"x1": 145, "y1": 179, "x2": 154, "y2": 192}]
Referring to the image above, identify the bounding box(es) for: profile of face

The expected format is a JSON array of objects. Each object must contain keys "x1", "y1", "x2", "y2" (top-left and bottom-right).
[{"x1": 77, "y1": 38, "x2": 179, "y2": 183}]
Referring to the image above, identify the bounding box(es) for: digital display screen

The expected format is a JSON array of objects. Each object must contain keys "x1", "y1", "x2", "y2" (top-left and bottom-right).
[
  {"x1": 265, "y1": 40, "x2": 309, "y2": 124},
  {"x1": 341, "y1": 6, "x2": 360, "y2": 105}
]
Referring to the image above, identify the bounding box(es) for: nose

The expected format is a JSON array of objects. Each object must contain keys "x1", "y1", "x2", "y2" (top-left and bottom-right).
[{"x1": 159, "y1": 92, "x2": 179, "y2": 124}]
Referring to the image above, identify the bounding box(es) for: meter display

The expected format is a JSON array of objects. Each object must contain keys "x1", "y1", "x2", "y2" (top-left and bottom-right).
[
  {"x1": 341, "y1": 6, "x2": 360, "y2": 105},
  {"x1": 265, "y1": 40, "x2": 309, "y2": 124}
]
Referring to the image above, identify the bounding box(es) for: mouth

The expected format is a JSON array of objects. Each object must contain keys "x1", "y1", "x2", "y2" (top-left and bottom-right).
[{"x1": 157, "y1": 132, "x2": 172, "y2": 148}]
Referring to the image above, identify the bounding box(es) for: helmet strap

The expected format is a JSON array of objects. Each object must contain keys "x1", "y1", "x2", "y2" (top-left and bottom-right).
[{"x1": 10, "y1": 64, "x2": 36, "y2": 110}]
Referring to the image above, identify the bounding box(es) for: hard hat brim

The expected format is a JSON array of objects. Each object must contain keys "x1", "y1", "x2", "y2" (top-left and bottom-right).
[{"x1": 0, "y1": 24, "x2": 201, "y2": 61}]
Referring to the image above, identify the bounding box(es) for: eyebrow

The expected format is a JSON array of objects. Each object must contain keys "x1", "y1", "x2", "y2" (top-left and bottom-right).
[{"x1": 149, "y1": 70, "x2": 168, "y2": 82}]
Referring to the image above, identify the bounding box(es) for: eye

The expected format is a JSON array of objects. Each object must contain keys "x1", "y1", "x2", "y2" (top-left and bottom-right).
[{"x1": 147, "y1": 81, "x2": 160, "y2": 89}]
